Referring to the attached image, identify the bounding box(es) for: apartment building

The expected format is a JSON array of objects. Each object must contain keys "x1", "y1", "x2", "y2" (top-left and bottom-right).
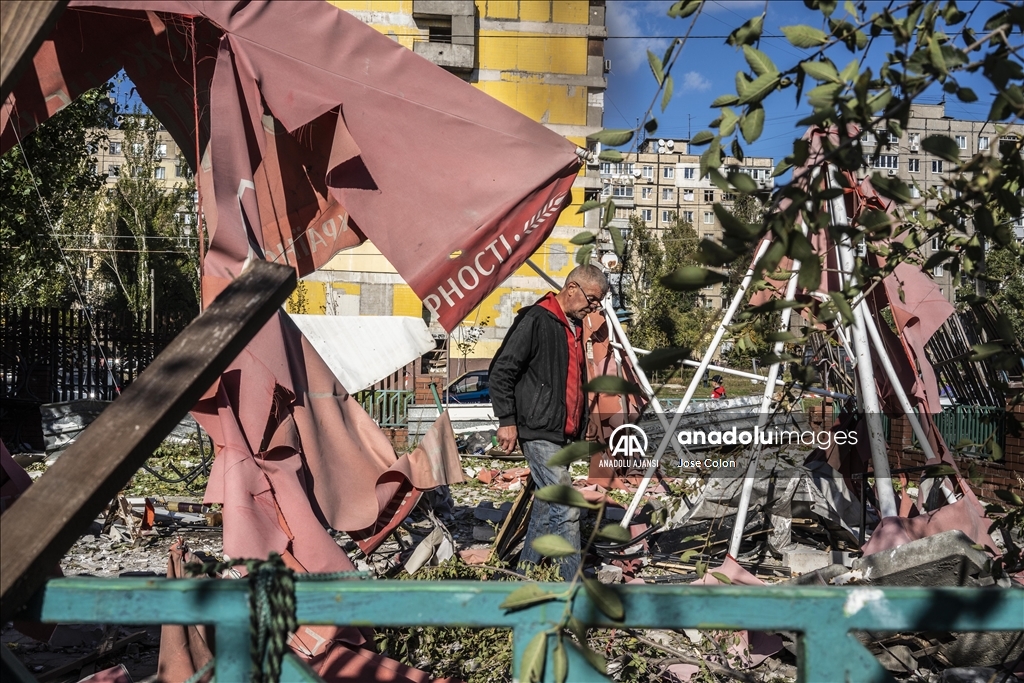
[
  {"x1": 595, "y1": 137, "x2": 774, "y2": 309},
  {"x1": 862, "y1": 102, "x2": 1023, "y2": 302},
  {"x1": 91, "y1": 122, "x2": 188, "y2": 191},
  {"x1": 295, "y1": 0, "x2": 607, "y2": 357}
]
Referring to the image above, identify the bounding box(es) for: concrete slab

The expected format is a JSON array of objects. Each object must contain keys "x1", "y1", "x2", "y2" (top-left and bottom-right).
[{"x1": 854, "y1": 530, "x2": 992, "y2": 587}]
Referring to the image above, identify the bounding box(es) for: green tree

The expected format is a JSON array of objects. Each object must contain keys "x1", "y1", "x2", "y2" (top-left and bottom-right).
[
  {"x1": 621, "y1": 214, "x2": 715, "y2": 352},
  {"x1": 0, "y1": 84, "x2": 116, "y2": 307},
  {"x1": 92, "y1": 112, "x2": 199, "y2": 320}
]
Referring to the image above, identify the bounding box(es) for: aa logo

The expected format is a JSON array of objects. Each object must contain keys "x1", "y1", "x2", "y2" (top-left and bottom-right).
[{"x1": 609, "y1": 424, "x2": 648, "y2": 459}]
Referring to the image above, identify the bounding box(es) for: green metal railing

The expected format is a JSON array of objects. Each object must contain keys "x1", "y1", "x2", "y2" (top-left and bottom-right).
[
  {"x1": 355, "y1": 389, "x2": 415, "y2": 428},
  {"x1": 17, "y1": 577, "x2": 1024, "y2": 682}
]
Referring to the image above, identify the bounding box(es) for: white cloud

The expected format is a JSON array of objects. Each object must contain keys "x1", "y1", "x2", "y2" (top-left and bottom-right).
[
  {"x1": 681, "y1": 71, "x2": 712, "y2": 92},
  {"x1": 605, "y1": 1, "x2": 670, "y2": 75}
]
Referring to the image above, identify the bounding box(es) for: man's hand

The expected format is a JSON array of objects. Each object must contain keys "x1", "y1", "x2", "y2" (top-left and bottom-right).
[{"x1": 497, "y1": 425, "x2": 518, "y2": 453}]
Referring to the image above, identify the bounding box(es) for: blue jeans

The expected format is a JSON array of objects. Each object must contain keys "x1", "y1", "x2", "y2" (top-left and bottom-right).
[{"x1": 519, "y1": 439, "x2": 581, "y2": 580}]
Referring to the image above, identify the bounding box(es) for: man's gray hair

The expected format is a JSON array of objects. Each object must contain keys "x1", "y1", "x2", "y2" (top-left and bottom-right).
[{"x1": 564, "y1": 264, "x2": 610, "y2": 296}]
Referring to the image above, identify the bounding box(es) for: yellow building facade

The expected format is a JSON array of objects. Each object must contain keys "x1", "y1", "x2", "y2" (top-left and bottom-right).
[{"x1": 290, "y1": 0, "x2": 607, "y2": 360}]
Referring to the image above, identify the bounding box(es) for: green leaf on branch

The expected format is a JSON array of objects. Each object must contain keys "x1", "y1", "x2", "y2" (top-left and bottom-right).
[
  {"x1": 711, "y1": 572, "x2": 733, "y2": 584},
  {"x1": 535, "y1": 485, "x2": 600, "y2": 510},
  {"x1": 609, "y1": 225, "x2": 625, "y2": 258},
  {"x1": 711, "y1": 94, "x2": 739, "y2": 107},
  {"x1": 644, "y1": 118, "x2": 659, "y2": 134},
  {"x1": 697, "y1": 238, "x2": 739, "y2": 266},
  {"x1": 570, "y1": 642, "x2": 608, "y2": 675},
  {"x1": 522, "y1": 631, "x2": 547, "y2": 683},
  {"x1": 588, "y1": 129, "x2": 634, "y2": 147},
  {"x1": 727, "y1": 14, "x2": 763, "y2": 47},
  {"x1": 922, "y1": 135, "x2": 961, "y2": 163},
  {"x1": 740, "y1": 106, "x2": 765, "y2": 143},
  {"x1": 647, "y1": 50, "x2": 665, "y2": 85},
  {"x1": 500, "y1": 584, "x2": 561, "y2": 611},
  {"x1": 715, "y1": 203, "x2": 758, "y2": 238},
  {"x1": 782, "y1": 24, "x2": 829, "y2": 48},
  {"x1": 553, "y1": 639, "x2": 568, "y2": 683},
  {"x1": 597, "y1": 524, "x2": 632, "y2": 544},
  {"x1": 583, "y1": 578, "x2": 624, "y2": 621},
  {"x1": 969, "y1": 343, "x2": 1004, "y2": 361},
  {"x1": 570, "y1": 231, "x2": 596, "y2": 245},
  {"x1": 532, "y1": 534, "x2": 577, "y2": 558},
  {"x1": 661, "y1": 75, "x2": 674, "y2": 112},
  {"x1": 637, "y1": 346, "x2": 690, "y2": 373},
  {"x1": 995, "y1": 489, "x2": 1024, "y2": 507},
  {"x1": 922, "y1": 464, "x2": 957, "y2": 479},
  {"x1": 661, "y1": 266, "x2": 729, "y2": 291},
  {"x1": 598, "y1": 150, "x2": 624, "y2": 162},
  {"x1": 870, "y1": 173, "x2": 912, "y2": 204},
  {"x1": 575, "y1": 245, "x2": 594, "y2": 265},
  {"x1": 547, "y1": 440, "x2": 605, "y2": 467},
  {"x1": 737, "y1": 73, "x2": 781, "y2": 104},
  {"x1": 576, "y1": 199, "x2": 602, "y2": 214},
  {"x1": 690, "y1": 130, "x2": 714, "y2": 146},
  {"x1": 668, "y1": 0, "x2": 702, "y2": 19},
  {"x1": 957, "y1": 87, "x2": 977, "y2": 103},
  {"x1": 743, "y1": 46, "x2": 777, "y2": 77},
  {"x1": 829, "y1": 291, "x2": 854, "y2": 325},
  {"x1": 585, "y1": 375, "x2": 641, "y2": 395},
  {"x1": 729, "y1": 170, "x2": 758, "y2": 193},
  {"x1": 800, "y1": 59, "x2": 842, "y2": 83}
]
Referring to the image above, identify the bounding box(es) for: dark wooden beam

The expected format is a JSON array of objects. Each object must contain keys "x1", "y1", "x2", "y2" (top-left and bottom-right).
[
  {"x1": 0, "y1": 1, "x2": 66, "y2": 102},
  {"x1": 0, "y1": 261, "x2": 295, "y2": 622}
]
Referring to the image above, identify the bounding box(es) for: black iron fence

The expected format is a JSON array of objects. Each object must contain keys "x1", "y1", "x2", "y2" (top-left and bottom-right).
[{"x1": 1, "y1": 307, "x2": 188, "y2": 405}]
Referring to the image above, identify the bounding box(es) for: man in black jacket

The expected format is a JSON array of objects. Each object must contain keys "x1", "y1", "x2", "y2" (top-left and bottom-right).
[{"x1": 489, "y1": 264, "x2": 608, "y2": 579}]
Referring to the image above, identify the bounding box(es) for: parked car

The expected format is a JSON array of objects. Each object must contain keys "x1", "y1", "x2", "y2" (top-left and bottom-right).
[{"x1": 444, "y1": 370, "x2": 490, "y2": 403}]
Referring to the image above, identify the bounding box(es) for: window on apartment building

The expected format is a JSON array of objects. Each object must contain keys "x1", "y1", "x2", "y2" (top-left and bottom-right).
[
  {"x1": 909, "y1": 133, "x2": 920, "y2": 148},
  {"x1": 908, "y1": 158, "x2": 919, "y2": 172},
  {"x1": 683, "y1": 189, "x2": 694, "y2": 201},
  {"x1": 108, "y1": 141, "x2": 122, "y2": 155},
  {"x1": 932, "y1": 160, "x2": 943, "y2": 173},
  {"x1": 872, "y1": 155, "x2": 899, "y2": 169},
  {"x1": 979, "y1": 136, "x2": 989, "y2": 151},
  {"x1": 641, "y1": 187, "x2": 653, "y2": 199},
  {"x1": 723, "y1": 192, "x2": 736, "y2": 201},
  {"x1": 662, "y1": 187, "x2": 674, "y2": 201},
  {"x1": 703, "y1": 211, "x2": 714, "y2": 224},
  {"x1": 132, "y1": 143, "x2": 144, "y2": 155},
  {"x1": 662, "y1": 210, "x2": 675, "y2": 223},
  {"x1": 955, "y1": 135, "x2": 966, "y2": 150},
  {"x1": 642, "y1": 165, "x2": 653, "y2": 179},
  {"x1": 683, "y1": 168, "x2": 695, "y2": 180},
  {"x1": 176, "y1": 164, "x2": 186, "y2": 177},
  {"x1": 615, "y1": 207, "x2": 630, "y2": 219},
  {"x1": 663, "y1": 167, "x2": 674, "y2": 179},
  {"x1": 612, "y1": 185, "x2": 633, "y2": 198},
  {"x1": 863, "y1": 132, "x2": 876, "y2": 144},
  {"x1": 911, "y1": 209, "x2": 919, "y2": 219},
  {"x1": 704, "y1": 189, "x2": 714, "y2": 202},
  {"x1": 681, "y1": 211, "x2": 693, "y2": 223},
  {"x1": 932, "y1": 264, "x2": 944, "y2": 277},
  {"x1": 154, "y1": 166, "x2": 166, "y2": 180},
  {"x1": 156, "y1": 143, "x2": 167, "y2": 158},
  {"x1": 108, "y1": 164, "x2": 120, "y2": 176},
  {"x1": 910, "y1": 185, "x2": 921, "y2": 198},
  {"x1": 641, "y1": 209, "x2": 652, "y2": 221},
  {"x1": 931, "y1": 237, "x2": 940, "y2": 251},
  {"x1": 132, "y1": 166, "x2": 144, "y2": 177},
  {"x1": 600, "y1": 163, "x2": 611, "y2": 175},
  {"x1": 703, "y1": 232, "x2": 714, "y2": 241}
]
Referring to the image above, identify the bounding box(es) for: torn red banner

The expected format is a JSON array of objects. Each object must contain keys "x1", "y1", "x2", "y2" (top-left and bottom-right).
[{"x1": 1, "y1": 0, "x2": 581, "y2": 331}]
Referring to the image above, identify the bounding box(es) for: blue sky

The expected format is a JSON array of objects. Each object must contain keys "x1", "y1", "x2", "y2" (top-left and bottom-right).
[{"x1": 604, "y1": 0, "x2": 999, "y2": 166}]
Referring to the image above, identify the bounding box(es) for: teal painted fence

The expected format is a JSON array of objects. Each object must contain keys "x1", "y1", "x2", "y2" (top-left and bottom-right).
[
  {"x1": 19, "y1": 577, "x2": 1024, "y2": 683},
  {"x1": 933, "y1": 405, "x2": 1006, "y2": 454},
  {"x1": 355, "y1": 389, "x2": 415, "y2": 428}
]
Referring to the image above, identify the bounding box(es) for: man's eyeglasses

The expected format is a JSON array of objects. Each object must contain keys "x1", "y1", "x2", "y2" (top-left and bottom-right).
[{"x1": 570, "y1": 281, "x2": 602, "y2": 307}]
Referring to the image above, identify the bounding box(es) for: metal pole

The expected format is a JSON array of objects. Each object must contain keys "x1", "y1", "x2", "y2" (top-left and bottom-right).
[
  {"x1": 620, "y1": 237, "x2": 774, "y2": 527},
  {"x1": 827, "y1": 167, "x2": 898, "y2": 519},
  {"x1": 150, "y1": 269, "x2": 155, "y2": 332},
  {"x1": 601, "y1": 299, "x2": 684, "y2": 458},
  {"x1": 727, "y1": 221, "x2": 807, "y2": 557}
]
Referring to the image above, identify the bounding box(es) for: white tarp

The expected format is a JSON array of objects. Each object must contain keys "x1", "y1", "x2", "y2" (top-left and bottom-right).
[{"x1": 288, "y1": 315, "x2": 435, "y2": 392}]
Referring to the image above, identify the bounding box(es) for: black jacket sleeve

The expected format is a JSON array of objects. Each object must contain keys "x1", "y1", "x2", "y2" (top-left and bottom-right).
[{"x1": 488, "y1": 309, "x2": 536, "y2": 427}]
